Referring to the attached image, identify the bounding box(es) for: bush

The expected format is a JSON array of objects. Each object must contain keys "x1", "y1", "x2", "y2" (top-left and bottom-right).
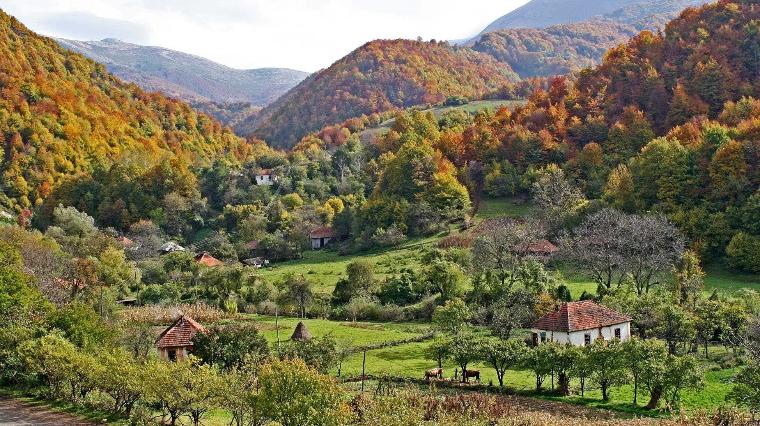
[
  {"x1": 371, "y1": 225, "x2": 407, "y2": 247},
  {"x1": 727, "y1": 233, "x2": 760, "y2": 273}
]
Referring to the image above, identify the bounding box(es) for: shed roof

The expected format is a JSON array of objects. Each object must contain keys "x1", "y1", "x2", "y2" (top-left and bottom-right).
[
  {"x1": 310, "y1": 226, "x2": 335, "y2": 239},
  {"x1": 195, "y1": 252, "x2": 224, "y2": 267},
  {"x1": 290, "y1": 321, "x2": 313, "y2": 341},
  {"x1": 156, "y1": 315, "x2": 207, "y2": 348},
  {"x1": 533, "y1": 301, "x2": 630, "y2": 333}
]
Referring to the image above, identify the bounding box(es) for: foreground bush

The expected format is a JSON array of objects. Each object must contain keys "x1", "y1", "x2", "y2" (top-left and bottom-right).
[{"x1": 257, "y1": 359, "x2": 352, "y2": 426}]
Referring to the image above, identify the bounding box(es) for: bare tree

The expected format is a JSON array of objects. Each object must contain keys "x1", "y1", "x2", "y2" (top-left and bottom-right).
[
  {"x1": 560, "y1": 208, "x2": 629, "y2": 292},
  {"x1": 562, "y1": 209, "x2": 683, "y2": 296},
  {"x1": 623, "y1": 214, "x2": 684, "y2": 295},
  {"x1": 471, "y1": 218, "x2": 545, "y2": 292}
]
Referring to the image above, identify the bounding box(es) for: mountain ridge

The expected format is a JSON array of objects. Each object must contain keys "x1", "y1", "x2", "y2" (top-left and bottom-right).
[{"x1": 55, "y1": 37, "x2": 309, "y2": 106}]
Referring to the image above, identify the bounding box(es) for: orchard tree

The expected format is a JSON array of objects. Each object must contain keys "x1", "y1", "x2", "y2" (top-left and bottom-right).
[
  {"x1": 280, "y1": 274, "x2": 314, "y2": 318},
  {"x1": 472, "y1": 218, "x2": 544, "y2": 291},
  {"x1": 623, "y1": 338, "x2": 668, "y2": 406},
  {"x1": 478, "y1": 338, "x2": 527, "y2": 387},
  {"x1": 192, "y1": 322, "x2": 270, "y2": 370},
  {"x1": 432, "y1": 298, "x2": 471, "y2": 336},
  {"x1": 588, "y1": 339, "x2": 628, "y2": 402}
]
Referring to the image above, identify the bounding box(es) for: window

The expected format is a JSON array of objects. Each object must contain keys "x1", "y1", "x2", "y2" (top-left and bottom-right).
[
  {"x1": 614, "y1": 328, "x2": 621, "y2": 339},
  {"x1": 540, "y1": 332, "x2": 547, "y2": 343},
  {"x1": 584, "y1": 334, "x2": 592, "y2": 346},
  {"x1": 168, "y1": 349, "x2": 177, "y2": 362}
]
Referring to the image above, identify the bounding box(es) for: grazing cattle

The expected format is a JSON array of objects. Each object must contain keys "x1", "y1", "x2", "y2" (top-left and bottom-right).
[
  {"x1": 425, "y1": 368, "x2": 443, "y2": 380},
  {"x1": 463, "y1": 369, "x2": 480, "y2": 383}
]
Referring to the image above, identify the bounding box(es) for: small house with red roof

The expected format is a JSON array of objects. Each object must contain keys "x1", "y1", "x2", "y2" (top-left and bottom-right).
[
  {"x1": 310, "y1": 226, "x2": 335, "y2": 250},
  {"x1": 155, "y1": 315, "x2": 207, "y2": 362},
  {"x1": 531, "y1": 301, "x2": 631, "y2": 347},
  {"x1": 255, "y1": 169, "x2": 276, "y2": 186},
  {"x1": 195, "y1": 252, "x2": 224, "y2": 267}
]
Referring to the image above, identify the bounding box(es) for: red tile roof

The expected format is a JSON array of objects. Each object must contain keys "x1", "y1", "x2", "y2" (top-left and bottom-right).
[
  {"x1": 527, "y1": 239, "x2": 559, "y2": 255},
  {"x1": 310, "y1": 226, "x2": 335, "y2": 239},
  {"x1": 533, "y1": 301, "x2": 631, "y2": 333},
  {"x1": 156, "y1": 315, "x2": 207, "y2": 348},
  {"x1": 195, "y1": 252, "x2": 224, "y2": 267}
]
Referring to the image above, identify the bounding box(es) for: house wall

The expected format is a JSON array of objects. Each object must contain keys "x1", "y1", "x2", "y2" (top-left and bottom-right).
[
  {"x1": 256, "y1": 175, "x2": 274, "y2": 186},
  {"x1": 311, "y1": 237, "x2": 331, "y2": 249},
  {"x1": 531, "y1": 322, "x2": 631, "y2": 347},
  {"x1": 159, "y1": 346, "x2": 190, "y2": 362}
]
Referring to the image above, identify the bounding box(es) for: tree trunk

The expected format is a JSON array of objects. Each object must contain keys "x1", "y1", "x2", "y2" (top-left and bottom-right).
[
  {"x1": 497, "y1": 370, "x2": 505, "y2": 387},
  {"x1": 580, "y1": 377, "x2": 585, "y2": 397},
  {"x1": 601, "y1": 382, "x2": 609, "y2": 402},
  {"x1": 633, "y1": 378, "x2": 638, "y2": 405},
  {"x1": 646, "y1": 386, "x2": 663, "y2": 410},
  {"x1": 558, "y1": 372, "x2": 570, "y2": 396}
]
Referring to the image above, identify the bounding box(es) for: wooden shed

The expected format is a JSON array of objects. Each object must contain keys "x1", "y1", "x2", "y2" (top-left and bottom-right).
[{"x1": 155, "y1": 315, "x2": 207, "y2": 362}]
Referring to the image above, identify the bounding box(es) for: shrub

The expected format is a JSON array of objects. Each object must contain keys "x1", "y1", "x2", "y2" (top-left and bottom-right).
[
  {"x1": 371, "y1": 225, "x2": 407, "y2": 247},
  {"x1": 727, "y1": 232, "x2": 760, "y2": 273},
  {"x1": 256, "y1": 359, "x2": 351, "y2": 426}
]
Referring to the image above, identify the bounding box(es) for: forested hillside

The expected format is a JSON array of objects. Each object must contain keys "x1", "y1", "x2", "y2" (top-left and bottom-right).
[
  {"x1": 0, "y1": 11, "x2": 250, "y2": 213},
  {"x1": 250, "y1": 39, "x2": 517, "y2": 148},
  {"x1": 471, "y1": 0, "x2": 709, "y2": 78}
]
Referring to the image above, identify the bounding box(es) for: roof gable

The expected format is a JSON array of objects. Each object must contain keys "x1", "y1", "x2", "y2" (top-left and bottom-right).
[
  {"x1": 156, "y1": 315, "x2": 207, "y2": 348},
  {"x1": 533, "y1": 301, "x2": 630, "y2": 333},
  {"x1": 310, "y1": 226, "x2": 335, "y2": 239}
]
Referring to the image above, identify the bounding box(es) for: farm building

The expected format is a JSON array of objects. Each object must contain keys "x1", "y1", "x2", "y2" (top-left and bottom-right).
[
  {"x1": 310, "y1": 227, "x2": 335, "y2": 249},
  {"x1": 291, "y1": 321, "x2": 313, "y2": 341},
  {"x1": 159, "y1": 241, "x2": 186, "y2": 255},
  {"x1": 195, "y1": 252, "x2": 224, "y2": 267},
  {"x1": 524, "y1": 239, "x2": 559, "y2": 257},
  {"x1": 242, "y1": 257, "x2": 268, "y2": 268},
  {"x1": 155, "y1": 315, "x2": 206, "y2": 362},
  {"x1": 531, "y1": 301, "x2": 631, "y2": 347},
  {"x1": 255, "y1": 169, "x2": 277, "y2": 186}
]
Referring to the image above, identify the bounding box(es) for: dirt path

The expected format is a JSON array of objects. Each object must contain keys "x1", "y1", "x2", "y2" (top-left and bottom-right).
[{"x1": 0, "y1": 396, "x2": 96, "y2": 425}]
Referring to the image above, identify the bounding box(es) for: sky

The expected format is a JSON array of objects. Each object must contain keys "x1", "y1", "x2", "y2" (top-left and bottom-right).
[{"x1": 0, "y1": 0, "x2": 529, "y2": 72}]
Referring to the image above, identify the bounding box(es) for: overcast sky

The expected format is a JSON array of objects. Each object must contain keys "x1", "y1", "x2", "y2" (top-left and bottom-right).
[{"x1": 0, "y1": 0, "x2": 529, "y2": 72}]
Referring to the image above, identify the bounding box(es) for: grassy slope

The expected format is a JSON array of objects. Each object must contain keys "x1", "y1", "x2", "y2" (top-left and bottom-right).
[{"x1": 359, "y1": 100, "x2": 525, "y2": 142}]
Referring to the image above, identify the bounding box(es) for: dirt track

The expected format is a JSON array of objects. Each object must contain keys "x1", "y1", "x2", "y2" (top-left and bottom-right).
[{"x1": 0, "y1": 396, "x2": 96, "y2": 425}]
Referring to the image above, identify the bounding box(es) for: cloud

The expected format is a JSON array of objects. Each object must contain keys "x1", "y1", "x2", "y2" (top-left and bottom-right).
[
  {"x1": 37, "y1": 11, "x2": 150, "y2": 43},
  {"x1": 0, "y1": 0, "x2": 529, "y2": 71}
]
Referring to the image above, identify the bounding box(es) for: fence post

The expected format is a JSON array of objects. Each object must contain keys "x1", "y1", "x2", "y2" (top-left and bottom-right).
[{"x1": 361, "y1": 350, "x2": 367, "y2": 392}]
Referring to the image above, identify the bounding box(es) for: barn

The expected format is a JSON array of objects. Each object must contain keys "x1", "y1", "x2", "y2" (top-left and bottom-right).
[
  {"x1": 531, "y1": 301, "x2": 631, "y2": 347},
  {"x1": 155, "y1": 315, "x2": 207, "y2": 362}
]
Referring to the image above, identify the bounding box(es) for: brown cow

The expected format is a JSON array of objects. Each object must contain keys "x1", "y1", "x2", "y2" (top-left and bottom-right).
[
  {"x1": 463, "y1": 369, "x2": 480, "y2": 383},
  {"x1": 425, "y1": 368, "x2": 443, "y2": 380}
]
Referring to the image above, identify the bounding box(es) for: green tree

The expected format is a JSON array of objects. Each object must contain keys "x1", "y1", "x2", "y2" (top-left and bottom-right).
[
  {"x1": 192, "y1": 322, "x2": 270, "y2": 370},
  {"x1": 444, "y1": 333, "x2": 480, "y2": 383},
  {"x1": 146, "y1": 359, "x2": 224, "y2": 426},
  {"x1": 432, "y1": 298, "x2": 471, "y2": 336},
  {"x1": 256, "y1": 359, "x2": 351, "y2": 426},
  {"x1": 280, "y1": 274, "x2": 314, "y2": 318},
  {"x1": 424, "y1": 260, "x2": 466, "y2": 302},
  {"x1": 623, "y1": 338, "x2": 668, "y2": 406},
  {"x1": 727, "y1": 232, "x2": 760, "y2": 273},
  {"x1": 48, "y1": 303, "x2": 115, "y2": 350},
  {"x1": 478, "y1": 338, "x2": 527, "y2": 387},
  {"x1": 587, "y1": 340, "x2": 628, "y2": 402},
  {"x1": 95, "y1": 349, "x2": 146, "y2": 416},
  {"x1": 523, "y1": 344, "x2": 554, "y2": 391},
  {"x1": 332, "y1": 260, "x2": 377, "y2": 305},
  {"x1": 729, "y1": 363, "x2": 760, "y2": 416},
  {"x1": 654, "y1": 305, "x2": 696, "y2": 355}
]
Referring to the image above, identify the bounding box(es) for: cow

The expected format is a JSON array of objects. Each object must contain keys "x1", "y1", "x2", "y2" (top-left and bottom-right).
[
  {"x1": 463, "y1": 369, "x2": 480, "y2": 383},
  {"x1": 425, "y1": 368, "x2": 444, "y2": 380}
]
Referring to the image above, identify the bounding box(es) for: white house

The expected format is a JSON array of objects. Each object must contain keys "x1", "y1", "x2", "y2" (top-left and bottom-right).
[
  {"x1": 255, "y1": 169, "x2": 276, "y2": 186},
  {"x1": 531, "y1": 301, "x2": 631, "y2": 347}
]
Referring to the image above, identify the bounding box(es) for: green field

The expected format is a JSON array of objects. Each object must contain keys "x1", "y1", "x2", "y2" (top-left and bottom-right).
[{"x1": 240, "y1": 316, "x2": 735, "y2": 415}]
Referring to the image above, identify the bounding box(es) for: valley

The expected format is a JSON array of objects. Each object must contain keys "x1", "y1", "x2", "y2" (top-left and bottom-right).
[{"x1": 1, "y1": 0, "x2": 760, "y2": 425}]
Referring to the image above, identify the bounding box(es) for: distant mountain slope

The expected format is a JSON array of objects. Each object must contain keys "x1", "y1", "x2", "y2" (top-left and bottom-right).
[
  {"x1": 471, "y1": 0, "x2": 709, "y2": 78},
  {"x1": 55, "y1": 38, "x2": 309, "y2": 106},
  {"x1": 0, "y1": 11, "x2": 247, "y2": 211},
  {"x1": 249, "y1": 39, "x2": 517, "y2": 148},
  {"x1": 479, "y1": 0, "x2": 632, "y2": 34}
]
